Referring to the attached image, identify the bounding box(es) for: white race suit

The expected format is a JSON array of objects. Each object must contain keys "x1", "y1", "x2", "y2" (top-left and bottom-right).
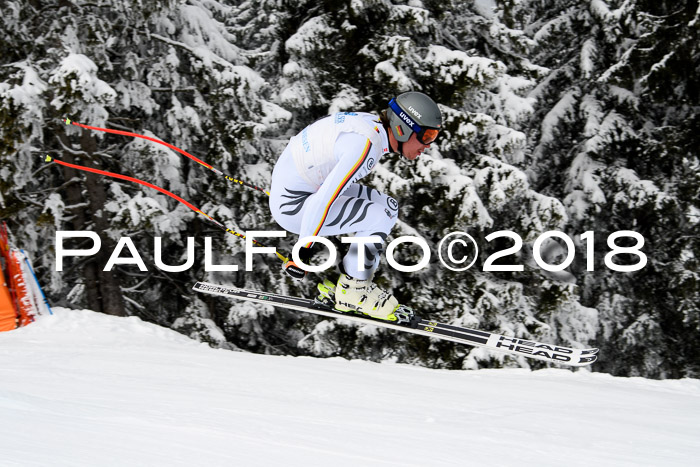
[{"x1": 269, "y1": 112, "x2": 399, "y2": 280}]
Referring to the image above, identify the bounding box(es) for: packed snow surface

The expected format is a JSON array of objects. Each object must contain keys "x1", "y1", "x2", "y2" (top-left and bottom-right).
[{"x1": 1, "y1": 309, "x2": 698, "y2": 467}]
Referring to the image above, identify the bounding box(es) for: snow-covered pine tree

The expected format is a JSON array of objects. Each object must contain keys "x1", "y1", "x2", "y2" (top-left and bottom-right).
[
  {"x1": 504, "y1": 0, "x2": 699, "y2": 377},
  {"x1": 1, "y1": 0, "x2": 128, "y2": 316},
  {"x1": 1, "y1": 0, "x2": 289, "y2": 345},
  {"x1": 591, "y1": 0, "x2": 700, "y2": 377}
]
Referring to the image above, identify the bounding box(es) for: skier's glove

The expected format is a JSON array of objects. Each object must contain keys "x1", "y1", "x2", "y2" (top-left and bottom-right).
[
  {"x1": 283, "y1": 260, "x2": 307, "y2": 281},
  {"x1": 282, "y1": 246, "x2": 315, "y2": 281}
]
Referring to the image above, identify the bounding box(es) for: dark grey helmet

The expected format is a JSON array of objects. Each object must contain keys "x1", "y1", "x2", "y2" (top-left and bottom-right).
[{"x1": 387, "y1": 92, "x2": 442, "y2": 144}]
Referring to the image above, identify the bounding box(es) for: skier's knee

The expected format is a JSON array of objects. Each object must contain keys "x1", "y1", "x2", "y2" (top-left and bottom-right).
[{"x1": 377, "y1": 195, "x2": 399, "y2": 229}]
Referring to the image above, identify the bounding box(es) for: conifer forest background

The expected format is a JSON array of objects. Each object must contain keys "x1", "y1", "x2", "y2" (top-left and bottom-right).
[{"x1": 1, "y1": 0, "x2": 698, "y2": 378}]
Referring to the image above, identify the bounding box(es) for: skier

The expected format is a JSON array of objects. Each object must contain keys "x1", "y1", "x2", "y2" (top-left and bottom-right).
[{"x1": 269, "y1": 92, "x2": 442, "y2": 323}]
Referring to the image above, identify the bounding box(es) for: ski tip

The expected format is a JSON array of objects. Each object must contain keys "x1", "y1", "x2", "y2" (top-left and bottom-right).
[
  {"x1": 45, "y1": 155, "x2": 53, "y2": 163},
  {"x1": 577, "y1": 355, "x2": 598, "y2": 365},
  {"x1": 63, "y1": 118, "x2": 74, "y2": 125}
]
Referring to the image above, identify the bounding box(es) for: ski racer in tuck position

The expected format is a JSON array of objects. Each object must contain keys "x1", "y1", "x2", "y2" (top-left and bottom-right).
[{"x1": 269, "y1": 92, "x2": 442, "y2": 325}]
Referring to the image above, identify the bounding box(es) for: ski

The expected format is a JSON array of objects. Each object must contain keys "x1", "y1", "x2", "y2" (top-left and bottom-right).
[{"x1": 193, "y1": 281, "x2": 598, "y2": 366}]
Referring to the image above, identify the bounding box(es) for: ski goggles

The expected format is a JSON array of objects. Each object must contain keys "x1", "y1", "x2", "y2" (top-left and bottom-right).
[{"x1": 388, "y1": 98, "x2": 440, "y2": 144}]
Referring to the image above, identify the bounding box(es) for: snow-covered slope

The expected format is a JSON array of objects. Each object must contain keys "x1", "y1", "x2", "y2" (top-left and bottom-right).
[{"x1": 1, "y1": 309, "x2": 698, "y2": 467}]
